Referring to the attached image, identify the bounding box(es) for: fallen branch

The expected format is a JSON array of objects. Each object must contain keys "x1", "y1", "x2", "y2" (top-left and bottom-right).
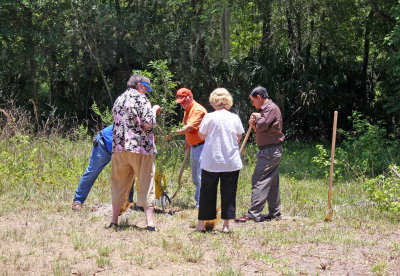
[
  {"x1": 391, "y1": 167, "x2": 400, "y2": 179},
  {"x1": 29, "y1": 99, "x2": 39, "y2": 127},
  {"x1": 0, "y1": 108, "x2": 11, "y2": 122},
  {"x1": 368, "y1": 0, "x2": 397, "y2": 23}
]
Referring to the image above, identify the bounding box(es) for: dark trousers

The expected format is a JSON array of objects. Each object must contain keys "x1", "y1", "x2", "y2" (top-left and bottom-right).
[
  {"x1": 246, "y1": 145, "x2": 282, "y2": 221},
  {"x1": 198, "y1": 169, "x2": 240, "y2": 220}
]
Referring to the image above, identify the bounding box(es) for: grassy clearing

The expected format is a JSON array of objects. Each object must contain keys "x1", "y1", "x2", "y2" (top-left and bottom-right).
[{"x1": 0, "y1": 136, "x2": 399, "y2": 275}]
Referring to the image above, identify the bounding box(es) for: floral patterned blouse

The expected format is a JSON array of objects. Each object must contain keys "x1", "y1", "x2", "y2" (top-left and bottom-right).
[{"x1": 112, "y1": 88, "x2": 157, "y2": 155}]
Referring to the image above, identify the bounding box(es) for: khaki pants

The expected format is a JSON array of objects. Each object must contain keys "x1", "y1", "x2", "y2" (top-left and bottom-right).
[{"x1": 111, "y1": 152, "x2": 155, "y2": 208}]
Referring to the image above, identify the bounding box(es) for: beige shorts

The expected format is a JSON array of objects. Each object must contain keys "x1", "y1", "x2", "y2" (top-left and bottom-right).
[{"x1": 111, "y1": 152, "x2": 155, "y2": 208}]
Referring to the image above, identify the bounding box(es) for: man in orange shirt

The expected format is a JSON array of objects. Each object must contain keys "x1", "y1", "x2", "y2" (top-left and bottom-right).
[{"x1": 174, "y1": 88, "x2": 207, "y2": 207}]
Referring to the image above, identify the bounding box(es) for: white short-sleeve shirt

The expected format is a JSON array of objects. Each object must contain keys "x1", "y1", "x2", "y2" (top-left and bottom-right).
[{"x1": 199, "y1": 109, "x2": 245, "y2": 172}]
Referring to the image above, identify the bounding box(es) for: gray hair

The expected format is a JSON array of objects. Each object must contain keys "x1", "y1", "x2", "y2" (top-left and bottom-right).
[
  {"x1": 127, "y1": 74, "x2": 150, "y2": 89},
  {"x1": 250, "y1": 86, "x2": 269, "y2": 99}
]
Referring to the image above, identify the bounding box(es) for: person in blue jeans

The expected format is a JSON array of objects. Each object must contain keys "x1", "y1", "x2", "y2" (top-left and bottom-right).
[
  {"x1": 72, "y1": 125, "x2": 134, "y2": 211},
  {"x1": 173, "y1": 88, "x2": 207, "y2": 208}
]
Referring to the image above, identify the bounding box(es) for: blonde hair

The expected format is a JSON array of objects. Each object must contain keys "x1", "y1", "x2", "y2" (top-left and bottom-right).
[{"x1": 209, "y1": 88, "x2": 233, "y2": 110}]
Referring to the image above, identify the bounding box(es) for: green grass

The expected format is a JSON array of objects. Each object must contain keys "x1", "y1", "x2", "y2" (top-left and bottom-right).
[
  {"x1": 0, "y1": 134, "x2": 396, "y2": 219},
  {"x1": 0, "y1": 134, "x2": 398, "y2": 224}
]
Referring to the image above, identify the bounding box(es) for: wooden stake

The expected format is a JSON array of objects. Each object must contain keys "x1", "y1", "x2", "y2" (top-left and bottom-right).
[{"x1": 325, "y1": 111, "x2": 338, "y2": 222}]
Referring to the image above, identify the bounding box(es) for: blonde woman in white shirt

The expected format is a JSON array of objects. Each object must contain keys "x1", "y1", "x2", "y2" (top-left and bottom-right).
[{"x1": 196, "y1": 88, "x2": 245, "y2": 233}]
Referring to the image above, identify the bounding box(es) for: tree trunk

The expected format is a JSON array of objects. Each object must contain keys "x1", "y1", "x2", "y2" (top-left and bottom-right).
[
  {"x1": 295, "y1": 8, "x2": 302, "y2": 55},
  {"x1": 114, "y1": 0, "x2": 123, "y2": 69},
  {"x1": 221, "y1": 4, "x2": 230, "y2": 62},
  {"x1": 305, "y1": 5, "x2": 315, "y2": 68},
  {"x1": 286, "y1": 4, "x2": 295, "y2": 54},
  {"x1": 22, "y1": 3, "x2": 40, "y2": 120},
  {"x1": 317, "y1": 13, "x2": 325, "y2": 74},
  {"x1": 360, "y1": 11, "x2": 373, "y2": 114},
  {"x1": 259, "y1": 0, "x2": 272, "y2": 48}
]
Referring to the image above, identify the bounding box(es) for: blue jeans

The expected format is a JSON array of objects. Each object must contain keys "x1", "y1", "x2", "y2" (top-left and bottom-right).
[
  {"x1": 73, "y1": 134, "x2": 134, "y2": 204},
  {"x1": 191, "y1": 144, "x2": 204, "y2": 207}
]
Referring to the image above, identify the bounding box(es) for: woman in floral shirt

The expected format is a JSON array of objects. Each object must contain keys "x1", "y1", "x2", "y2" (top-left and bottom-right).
[{"x1": 109, "y1": 75, "x2": 161, "y2": 231}]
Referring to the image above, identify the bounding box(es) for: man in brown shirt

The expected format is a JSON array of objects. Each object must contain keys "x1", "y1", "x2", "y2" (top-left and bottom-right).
[{"x1": 235, "y1": 86, "x2": 285, "y2": 222}]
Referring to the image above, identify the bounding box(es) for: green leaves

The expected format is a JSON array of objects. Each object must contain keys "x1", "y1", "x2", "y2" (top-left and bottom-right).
[
  {"x1": 1, "y1": 0, "x2": 400, "y2": 142},
  {"x1": 91, "y1": 101, "x2": 112, "y2": 125},
  {"x1": 364, "y1": 165, "x2": 400, "y2": 214},
  {"x1": 134, "y1": 60, "x2": 177, "y2": 130}
]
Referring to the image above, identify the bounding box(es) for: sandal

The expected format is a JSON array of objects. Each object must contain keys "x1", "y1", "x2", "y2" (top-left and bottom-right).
[{"x1": 106, "y1": 223, "x2": 119, "y2": 229}]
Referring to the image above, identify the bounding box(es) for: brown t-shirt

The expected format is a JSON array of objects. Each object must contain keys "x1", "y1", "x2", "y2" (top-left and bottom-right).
[
  {"x1": 183, "y1": 100, "x2": 207, "y2": 146},
  {"x1": 254, "y1": 99, "x2": 285, "y2": 148}
]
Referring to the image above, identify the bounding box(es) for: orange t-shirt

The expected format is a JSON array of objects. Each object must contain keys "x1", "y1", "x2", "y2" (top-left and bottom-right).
[{"x1": 183, "y1": 100, "x2": 207, "y2": 146}]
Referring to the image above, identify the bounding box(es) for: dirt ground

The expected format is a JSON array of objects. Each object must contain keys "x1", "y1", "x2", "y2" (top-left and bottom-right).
[{"x1": 0, "y1": 203, "x2": 399, "y2": 275}]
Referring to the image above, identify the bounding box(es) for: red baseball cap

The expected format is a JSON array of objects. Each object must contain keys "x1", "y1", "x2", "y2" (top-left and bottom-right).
[{"x1": 175, "y1": 88, "x2": 192, "y2": 103}]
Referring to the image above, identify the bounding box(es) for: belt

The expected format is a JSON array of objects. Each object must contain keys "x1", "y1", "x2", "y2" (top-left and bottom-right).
[
  {"x1": 259, "y1": 143, "x2": 282, "y2": 150},
  {"x1": 192, "y1": 142, "x2": 204, "y2": 148}
]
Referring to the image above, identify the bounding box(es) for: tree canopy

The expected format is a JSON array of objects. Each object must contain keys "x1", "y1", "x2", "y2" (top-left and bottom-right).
[{"x1": 0, "y1": 0, "x2": 399, "y2": 139}]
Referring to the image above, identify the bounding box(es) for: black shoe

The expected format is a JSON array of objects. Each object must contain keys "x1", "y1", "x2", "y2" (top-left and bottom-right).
[
  {"x1": 260, "y1": 214, "x2": 282, "y2": 221},
  {"x1": 146, "y1": 226, "x2": 160, "y2": 232}
]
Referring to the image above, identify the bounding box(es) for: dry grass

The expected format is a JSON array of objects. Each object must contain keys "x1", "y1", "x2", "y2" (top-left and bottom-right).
[{"x1": 0, "y1": 175, "x2": 399, "y2": 275}]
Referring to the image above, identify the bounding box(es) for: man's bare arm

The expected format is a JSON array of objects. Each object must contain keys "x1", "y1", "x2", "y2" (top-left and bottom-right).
[{"x1": 176, "y1": 124, "x2": 195, "y2": 135}]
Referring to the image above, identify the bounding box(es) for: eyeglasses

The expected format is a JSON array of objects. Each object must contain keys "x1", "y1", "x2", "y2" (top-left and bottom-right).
[{"x1": 139, "y1": 81, "x2": 152, "y2": 92}]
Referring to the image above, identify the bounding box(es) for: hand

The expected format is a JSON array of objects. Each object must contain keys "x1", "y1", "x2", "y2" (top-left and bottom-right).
[
  {"x1": 249, "y1": 113, "x2": 260, "y2": 129},
  {"x1": 152, "y1": 105, "x2": 161, "y2": 115},
  {"x1": 250, "y1": 112, "x2": 261, "y2": 120}
]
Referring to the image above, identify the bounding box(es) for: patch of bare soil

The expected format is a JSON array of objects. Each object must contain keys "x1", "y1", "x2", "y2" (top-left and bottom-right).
[{"x1": 0, "y1": 204, "x2": 399, "y2": 275}]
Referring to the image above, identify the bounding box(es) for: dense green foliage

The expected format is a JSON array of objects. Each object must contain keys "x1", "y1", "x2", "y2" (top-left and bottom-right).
[{"x1": 1, "y1": 0, "x2": 399, "y2": 139}]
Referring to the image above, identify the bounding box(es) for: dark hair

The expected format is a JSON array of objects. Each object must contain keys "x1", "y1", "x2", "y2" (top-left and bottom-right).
[
  {"x1": 250, "y1": 86, "x2": 269, "y2": 99},
  {"x1": 126, "y1": 74, "x2": 150, "y2": 89}
]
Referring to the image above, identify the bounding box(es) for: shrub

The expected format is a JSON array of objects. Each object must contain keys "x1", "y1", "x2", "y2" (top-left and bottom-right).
[
  {"x1": 339, "y1": 112, "x2": 400, "y2": 178},
  {"x1": 91, "y1": 101, "x2": 113, "y2": 125},
  {"x1": 364, "y1": 165, "x2": 400, "y2": 214},
  {"x1": 311, "y1": 144, "x2": 350, "y2": 181}
]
